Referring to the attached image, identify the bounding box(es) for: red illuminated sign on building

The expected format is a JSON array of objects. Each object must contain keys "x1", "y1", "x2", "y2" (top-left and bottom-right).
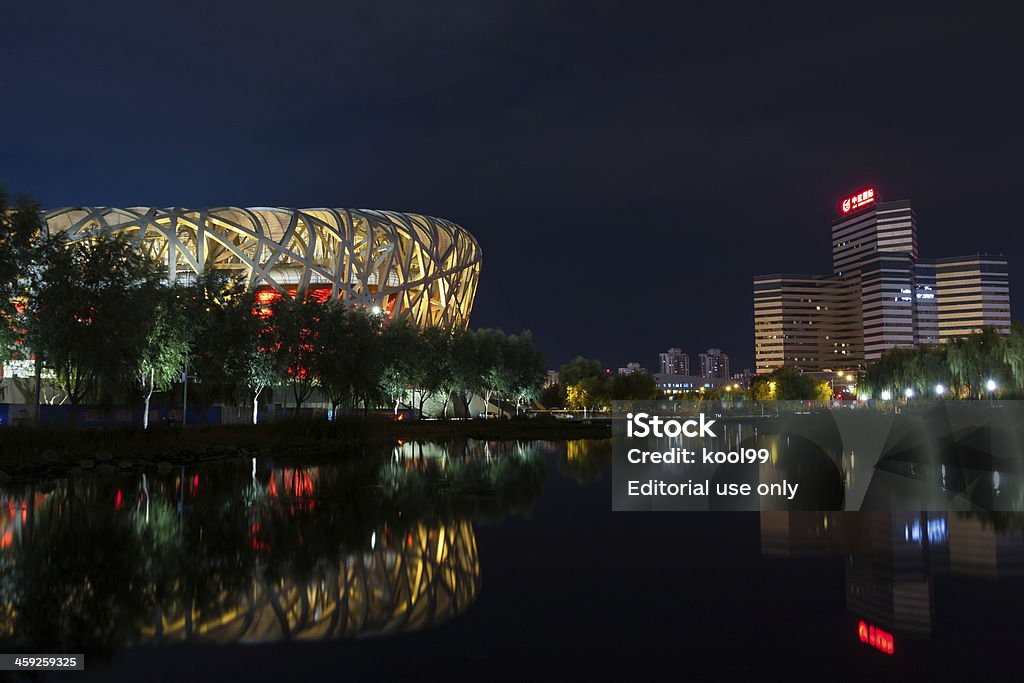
[
  {"x1": 840, "y1": 188, "x2": 876, "y2": 214},
  {"x1": 857, "y1": 620, "x2": 895, "y2": 655}
]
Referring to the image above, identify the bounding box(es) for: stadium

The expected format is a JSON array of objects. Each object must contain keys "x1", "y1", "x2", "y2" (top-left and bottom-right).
[{"x1": 42, "y1": 207, "x2": 482, "y2": 329}]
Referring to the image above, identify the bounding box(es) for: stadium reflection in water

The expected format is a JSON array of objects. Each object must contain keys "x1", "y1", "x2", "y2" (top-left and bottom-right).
[{"x1": 0, "y1": 440, "x2": 545, "y2": 653}]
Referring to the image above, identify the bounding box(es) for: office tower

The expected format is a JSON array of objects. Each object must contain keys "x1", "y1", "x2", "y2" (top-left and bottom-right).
[
  {"x1": 914, "y1": 260, "x2": 939, "y2": 345},
  {"x1": 753, "y1": 273, "x2": 863, "y2": 374},
  {"x1": 858, "y1": 254, "x2": 917, "y2": 360},
  {"x1": 935, "y1": 254, "x2": 1011, "y2": 340},
  {"x1": 659, "y1": 348, "x2": 689, "y2": 375},
  {"x1": 832, "y1": 197, "x2": 918, "y2": 276},
  {"x1": 699, "y1": 348, "x2": 730, "y2": 380},
  {"x1": 833, "y1": 198, "x2": 918, "y2": 361}
]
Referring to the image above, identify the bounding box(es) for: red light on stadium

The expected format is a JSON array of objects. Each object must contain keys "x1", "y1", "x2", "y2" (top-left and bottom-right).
[
  {"x1": 858, "y1": 620, "x2": 895, "y2": 655},
  {"x1": 840, "y1": 187, "x2": 876, "y2": 214}
]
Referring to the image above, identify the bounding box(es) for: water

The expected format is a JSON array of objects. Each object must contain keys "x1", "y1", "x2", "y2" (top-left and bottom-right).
[{"x1": 2, "y1": 439, "x2": 1023, "y2": 680}]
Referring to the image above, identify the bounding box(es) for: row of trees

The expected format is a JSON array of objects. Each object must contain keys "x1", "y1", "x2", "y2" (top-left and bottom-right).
[
  {"x1": 0, "y1": 189, "x2": 546, "y2": 426},
  {"x1": 539, "y1": 359, "x2": 833, "y2": 409},
  {"x1": 862, "y1": 325, "x2": 1024, "y2": 399},
  {"x1": 265, "y1": 299, "x2": 547, "y2": 419},
  {"x1": 749, "y1": 366, "x2": 833, "y2": 401},
  {"x1": 541, "y1": 357, "x2": 658, "y2": 412}
]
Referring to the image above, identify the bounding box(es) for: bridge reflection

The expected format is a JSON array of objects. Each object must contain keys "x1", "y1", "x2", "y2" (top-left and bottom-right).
[{"x1": 761, "y1": 511, "x2": 1024, "y2": 641}]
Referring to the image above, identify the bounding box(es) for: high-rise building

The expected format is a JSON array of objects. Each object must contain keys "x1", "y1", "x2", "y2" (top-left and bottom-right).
[
  {"x1": 832, "y1": 197, "x2": 918, "y2": 277},
  {"x1": 659, "y1": 348, "x2": 689, "y2": 375},
  {"x1": 753, "y1": 188, "x2": 1011, "y2": 373},
  {"x1": 617, "y1": 362, "x2": 644, "y2": 375},
  {"x1": 934, "y1": 254, "x2": 1011, "y2": 340},
  {"x1": 833, "y1": 198, "x2": 918, "y2": 361},
  {"x1": 753, "y1": 273, "x2": 863, "y2": 373},
  {"x1": 914, "y1": 260, "x2": 939, "y2": 346},
  {"x1": 858, "y1": 254, "x2": 917, "y2": 360},
  {"x1": 699, "y1": 348, "x2": 730, "y2": 380}
]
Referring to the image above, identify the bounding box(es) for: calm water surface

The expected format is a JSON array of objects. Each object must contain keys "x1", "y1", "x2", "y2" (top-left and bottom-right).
[{"x1": 2, "y1": 439, "x2": 1022, "y2": 681}]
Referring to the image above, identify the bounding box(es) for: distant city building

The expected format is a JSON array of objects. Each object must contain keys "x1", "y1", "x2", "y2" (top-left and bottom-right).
[
  {"x1": 731, "y1": 369, "x2": 755, "y2": 389},
  {"x1": 659, "y1": 348, "x2": 690, "y2": 375},
  {"x1": 618, "y1": 362, "x2": 645, "y2": 375},
  {"x1": 753, "y1": 188, "x2": 1012, "y2": 373},
  {"x1": 698, "y1": 348, "x2": 730, "y2": 379},
  {"x1": 654, "y1": 373, "x2": 738, "y2": 397}
]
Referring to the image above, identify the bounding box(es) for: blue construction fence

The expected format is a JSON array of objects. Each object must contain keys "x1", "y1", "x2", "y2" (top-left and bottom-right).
[
  {"x1": 0, "y1": 404, "x2": 222, "y2": 428},
  {"x1": 0, "y1": 404, "x2": 417, "y2": 427}
]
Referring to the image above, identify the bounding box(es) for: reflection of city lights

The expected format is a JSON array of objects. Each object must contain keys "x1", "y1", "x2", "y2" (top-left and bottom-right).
[{"x1": 904, "y1": 517, "x2": 947, "y2": 545}]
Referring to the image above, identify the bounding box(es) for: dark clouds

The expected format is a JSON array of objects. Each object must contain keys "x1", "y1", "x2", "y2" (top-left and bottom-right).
[{"x1": 2, "y1": 1, "x2": 1022, "y2": 370}]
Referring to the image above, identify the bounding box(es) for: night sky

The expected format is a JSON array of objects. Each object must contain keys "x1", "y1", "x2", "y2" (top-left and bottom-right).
[{"x1": 2, "y1": 1, "x2": 1022, "y2": 372}]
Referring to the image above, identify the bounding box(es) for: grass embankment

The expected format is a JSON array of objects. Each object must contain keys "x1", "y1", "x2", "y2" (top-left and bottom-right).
[{"x1": 0, "y1": 417, "x2": 611, "y2": 484}]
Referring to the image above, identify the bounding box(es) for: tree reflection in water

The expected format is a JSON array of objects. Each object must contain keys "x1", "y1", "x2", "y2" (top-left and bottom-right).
[
  {"x1": 0, "y1": 439, "x2": 546, "y2": 655},
  {"x1": 558, "y1": 439, "x2": 612, "y2": 484}
]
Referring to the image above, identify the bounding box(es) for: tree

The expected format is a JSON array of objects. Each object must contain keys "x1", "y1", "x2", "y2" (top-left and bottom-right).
[
  {"x1": 264, "y1": 294, "x2": 325, "y2": 413},
  {"x1": 0, "y1": 189, "x2": 43, "y2": 359},
  {"x1": 136, "y1": 286, "x2": 188, "y2": 429},
  {"x1": 558, "y1": 357, "x2": 609, "y2": 416},
  {"x1": 540, "y1": 382, "x2": 566, "y2": 409},
  {"x1": 861, "y1": 328, "x2": 1018, "y2": 400},
  {"x1": 315, "y1": 301, "x2": 384, "y2": 419},
  {"x1": 25, "y1": 233, "x2": 164, "y2": 422},
  {"x1": 503, "y1": 331, "x2": 546, "y2": 414},
  {"x1": 473, "y1": 329, "x2": 509, "y2": 418},
  {"x1": 947, "y1": 328, "x2": 1009, "y2": 398},
  {"x1": 611, "y1": 371, "x2": 657, "y2": 401},
  {"x1": 447, "y1": 328, "x2": 483, "y2": 417},
  {"x1": 409, "y1": 326, "x2": 452, "y2": 416},
  {"x1": 380, "y1": 316, "x2": 419, "y2": 415},
  {"x1": 749, "y1": 366, "x2": 824, "y2": 400},
  {"x1": 1004, "y1": 322, "x2": 1024, "y2": 391},
  {"x1": 243, "y1": 309, "x2": 284, "y2": 424},
  {"x1": 559, "y1": 357, "x2": 605, "y2": 387}
]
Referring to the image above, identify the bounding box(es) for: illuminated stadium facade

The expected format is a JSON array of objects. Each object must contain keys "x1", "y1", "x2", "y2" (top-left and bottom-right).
[{"x1": 42, "y1": 207, "x2": 482, "y2": 329}]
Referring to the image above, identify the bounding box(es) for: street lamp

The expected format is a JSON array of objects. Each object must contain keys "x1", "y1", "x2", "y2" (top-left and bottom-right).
[
  {"x1": 986, "y1": 379, "x2": 997, "y2": 401},
  {"x1": 934, "y1": 384, "x2": 945, "y2": 397},
  {"x1": 904, "y1": 388, "x2": 914, "y2": 399},
  {"x1": 881, "y1": 390, "x2": 892, "y2": 401}
]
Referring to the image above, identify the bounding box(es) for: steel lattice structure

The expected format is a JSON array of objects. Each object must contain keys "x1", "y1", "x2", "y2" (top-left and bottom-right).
[{"x1": 43, "y1": 207, "x2": 482, "y2": 329}]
